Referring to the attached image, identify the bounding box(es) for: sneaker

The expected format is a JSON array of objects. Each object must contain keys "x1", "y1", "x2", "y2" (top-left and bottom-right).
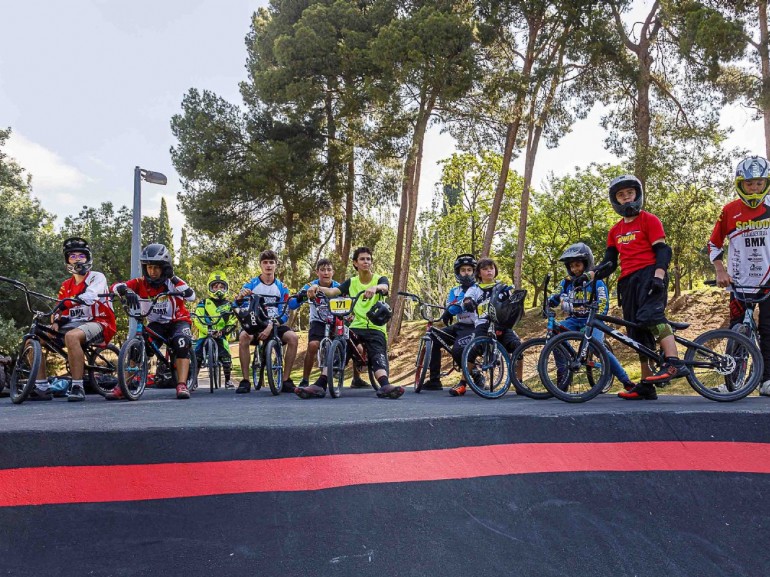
[
  {"x1": 281, "y1": 379, "x2": 296, "y2": 393},
  {"x1": 49, "y1": 377, "x2": 70, "y2": 398},
  {"x1": 298, "y1": 378, "x2": 309, "y2": 389},
  {"x1": 67, "y1": 383, "x2": 86, "y2": 402},
  {"x1": 176, "y1": 383, "x2": 191, "y2": 400},
  {"x1": 28, "y1": 387, "x2": 53, "y2": 401},
  {"x1": 376, "y1": 384, "x2": 405, "y2": 399},
  {"x1": 105, "y1": 385, "x2": 125, "y2": 400},
  {"x1": 449, "y1": 382, "x2": 467, "y2": 397},
  {"x1": 295, "y1": 384, "x2": 326, "y2": 399},
  {"x1": 618, "y1": 382, "x2": 658, "y2": 400},
  {"x1": 350, "y1": 376, "x2": 369, "y2": 389},
  {"x1": 643, "y1": 359, "x2": 690, "y2": 384},
  {"x1": 760, "y1": 380, "x2": 770, "y2": 397},
  {"x1": 621, "y1": 380, "x2": 636, "y2": 392},
  {"x1": 422, "y1": 379, "x2": 443, "y2": 391},
  {"x1": 236, "y1": 380, "x2": 251, "y2": 394},
  {"x1": 224, "y1": 380, "x2": 236, "y2": 390}
]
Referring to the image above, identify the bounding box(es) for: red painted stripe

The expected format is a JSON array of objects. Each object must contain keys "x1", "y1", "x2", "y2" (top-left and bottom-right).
[{"x1": 2, "y1": 441, "x2": 770, "y2": 507}]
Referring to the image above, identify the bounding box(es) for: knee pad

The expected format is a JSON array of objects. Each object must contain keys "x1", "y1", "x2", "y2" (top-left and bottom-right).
[
  {"x1": 171, "y1": 334, "x2": 192, "y2": 359},
  {"x1": 646, "y1": 323, "x2": 672, "y2": 341},
  {"x1": 370, "y1": 352, "x2": 388, "y2": 374}
]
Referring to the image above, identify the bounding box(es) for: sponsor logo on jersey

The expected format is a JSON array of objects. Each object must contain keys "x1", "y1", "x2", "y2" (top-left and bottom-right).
[
  {"x1": 736, "y1": 219, "x2": 770, "y2": 231},
  {"x1": 616, "y1": 232, "x2": 637, "y2": 244}
]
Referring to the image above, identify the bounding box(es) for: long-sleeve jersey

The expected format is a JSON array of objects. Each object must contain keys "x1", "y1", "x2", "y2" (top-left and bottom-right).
[
  {"x1": 113, "y1": 276, "x2": 195, "y2": 323},
  {"x1": 445, "y1": 285, "x2": 476, "y2": 325},
  {"x1": 708, "y1": 197, "x2": 770, "y2": 292},
  {"x1": 288, "y1": 278, "x2": 340, "y2": 323},
  {"x1": 548, "y1": 277, "x2": 609, "y2": 318},
  {"x1": 193, "y1": 297, "x2": 237, "y2": 338},
  {"x1": 57, "y1": 271, "x2": 117, "y2": 343},
  {"x1": 463, "y1": 282, "x2": 498, "y2": 327},
  {"x1": 241, "y1": 276, "x2": 291, "y2": 324}
]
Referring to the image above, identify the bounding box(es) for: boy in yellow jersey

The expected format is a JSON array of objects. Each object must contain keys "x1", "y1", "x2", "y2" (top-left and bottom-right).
[{"x1": 296, "y1": 246, "x2": 403, "y2": 399}]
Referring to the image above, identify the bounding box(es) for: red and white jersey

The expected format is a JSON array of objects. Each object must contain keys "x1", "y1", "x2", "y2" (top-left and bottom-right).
[
  {"x1": 113, "y1": 276, "x2": 195, "y2": 323},
  {"x1": 607, "y1": 211, "x2": 665, "y2": 279},
  {"x1": 708, "y1": 198, "x2": 770, "y2": 292},
  {"x1": 57, "y1": 271, "x2": 117, "y2": 344}
]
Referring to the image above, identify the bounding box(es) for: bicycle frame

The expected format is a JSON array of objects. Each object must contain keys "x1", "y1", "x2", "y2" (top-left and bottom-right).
[{"x1": 398, "y1": 291, "x2": 456, "y2": 372}]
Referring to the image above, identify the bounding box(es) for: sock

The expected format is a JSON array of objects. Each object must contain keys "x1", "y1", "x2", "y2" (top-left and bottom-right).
[
  {"x1": 71, "y1": 379, "x2": 83, "y2": 387},
  {"x1": 377, "y1": 375, "x2": 390, "y2": 388},
  {"x1": 36, "y1": 379, "x2": 49, "y2": 391}
]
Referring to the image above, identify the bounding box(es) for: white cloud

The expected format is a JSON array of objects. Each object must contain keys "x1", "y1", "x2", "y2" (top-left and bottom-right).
[{"x1": 5, "y1": 132, "x2": 91, "y2": 190}]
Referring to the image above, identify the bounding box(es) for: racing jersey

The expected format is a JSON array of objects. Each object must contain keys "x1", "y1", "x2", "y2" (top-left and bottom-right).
[
  {"x1": 338, "y1": 275, "x2": 389, "y2": 336},
  {"x1": 113, "y1": 276, "x2": 195, "y2": 323},
  {"x1": 607, "y1": 211, "x2": 665, "y2": 279},
  {"x1": 548, "y1": 277, "x2": 609, "y2": 318},
  {"x1": 241, "y1": 276, "x2": 290, "y2": 324},
  {"x1": 192, "y1": 297, "x2": 237, "y2": 338},
  {"x1": 708, "y1": 197, "x2": 770, "y2": 292},
  {"x1": 445, "y1": 285, "x2": 476, "y2": 325},
  {"x1": 288, "y1": 278, "x2": 340, "y2": 323},
  {"x1": 57, "y1": 271, "x2": 117, "y2": 343},
  {"x1": 463, "y1": 281, "x2": 497, "y2": 327}
]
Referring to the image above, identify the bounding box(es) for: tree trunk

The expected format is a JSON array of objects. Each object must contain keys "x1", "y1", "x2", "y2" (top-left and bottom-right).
[
  {"x1": 341, "y1": 154, "x2": 354, "y2": 276},
  {"x1": 325, "y1": 85, "x2": 344, "y2": 264},
  {"x1": 759, "y1": 0, "x2": 770, "y2": 157}
]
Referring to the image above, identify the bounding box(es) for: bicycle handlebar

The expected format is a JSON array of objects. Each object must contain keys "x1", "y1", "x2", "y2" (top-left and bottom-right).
[
  {"x1": 397, "y1": 291, "x2": 446, "y2": 323},
  {"x1": 705, "y1": 279, "x2": 770, "y2": 304}
]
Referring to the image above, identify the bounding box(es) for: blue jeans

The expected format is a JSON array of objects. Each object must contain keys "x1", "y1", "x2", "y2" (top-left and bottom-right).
[{"x1": 559, "y1": 317, "x2": 630, "y2": 384}]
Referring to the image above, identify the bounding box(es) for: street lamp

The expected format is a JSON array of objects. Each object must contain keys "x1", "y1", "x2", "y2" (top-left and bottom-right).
[{"x1": 130, "y1": 166, "x2": 167, "y2": 335}]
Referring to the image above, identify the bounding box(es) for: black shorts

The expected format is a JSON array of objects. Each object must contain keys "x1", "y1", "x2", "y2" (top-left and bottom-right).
[
  {"x1": 308, "y1": 321, "x2": 327, "y2": 343},
  {"x1": 243, "y1": 324, "x2": 294, "y2": 341},
  {"x1": 617, "y1": 264, "x2": 668, "y2": 348},
  {"x1": 349, "y1": 328, "x2": 388, "y2": 373}
]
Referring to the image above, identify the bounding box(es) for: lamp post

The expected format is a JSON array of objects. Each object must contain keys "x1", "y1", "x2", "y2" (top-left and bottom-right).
[{"x1": 130, "y1": 166, "x2": 167, "y2": 335}]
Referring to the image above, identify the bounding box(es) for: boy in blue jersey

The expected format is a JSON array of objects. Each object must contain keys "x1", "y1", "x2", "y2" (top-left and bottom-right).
[
  {"x1": 548, "y1": 243, "x2": 635, "y2": 392},
  {"x1": 288, "y1": 258, "x2": 340, "y2": 388},
  {"x1": 235, "y1": 250, "x2": 299, "y2": 393},
  {"x1": 424, "y1": 254, "x2": 478, "y2": 391}
]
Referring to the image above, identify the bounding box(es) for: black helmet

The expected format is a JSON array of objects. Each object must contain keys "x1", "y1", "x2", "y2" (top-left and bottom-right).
[
  {"x1": 63, "y1": 237, "x2": 93, "y2": 275},
  {"x1": 140, "y1": 243, "x2": 173, "y2": 288},
  {"x1": 558, "y1": 242, "x2": 594, "y2": 278},
  {"x1": 608, "y1": 174, "x2": 644, "y2": 217},
  {"x1": 234, "y1": 296, "x2": 270, "y2": 334},
  {"x1": 366, "y1": 301, "x2": 393, "y2": 326},
  {"x1": 488, "y1": 284, "x2": 526, "y2": 329},
  {"x1": 453, "y1": 253, "x2": 477, "y2": 288}
]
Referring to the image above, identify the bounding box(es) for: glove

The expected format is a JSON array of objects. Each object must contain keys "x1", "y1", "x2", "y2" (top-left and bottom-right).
[
  {"x1": 648, "y1": 276, "x2": 665, "y2": 296},
  {"x1": 125, "y1": 291, "x2": 140, "y2": 310},
  {"x1": 497, "y1": 285, "x2": 512, "y2": 301},
  {"x1": 572, "y1": 274, "x2": 589, "y2": 289},
  {"x1": 115, "y1": 284, "x2": 128, "y2": 297},
  {"x1": 462, "y1": 298, "x2": 476, "y2": 312},
  {"x1": 547, "y1": 295, "x2": 559, "y2": 308},
  {"x1": 441, "y1": 310, "x2": 453, "y2": 325},
  {"x1": 561, "y1": 300, "x2": 574, "y2": 314},
  {"x1": 181, "y1": 287, "x2": 194, "y2": 298}
]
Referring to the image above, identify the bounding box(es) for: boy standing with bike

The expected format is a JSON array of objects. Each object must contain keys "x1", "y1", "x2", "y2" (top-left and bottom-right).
[
  {"x1": 32, "y1": 237, "x2": 117, "y2": 401},
  {"x1": 288, "y1": 258, "x2": 340, "y2": 389},
  {"x1": 193, "y1": 271, "x2": 238, "y2": 389},
  {"x1": 297, "y1": 246, "x2": 403, "y2": 399},
  {"x1": 111, "y1": 244, "x2": 196, "y2": 400},
  {"x1": 584, "y1": 175, "x2": 687, "y2": 400},
  {"x1": 708, "y1": 155, "x2": 770, "y2": 396},
  {"x1": 236, "y1": 250, "x2": 299, "y2": 394}
]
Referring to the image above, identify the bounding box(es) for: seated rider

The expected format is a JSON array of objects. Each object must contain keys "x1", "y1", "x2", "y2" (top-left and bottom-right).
[
  {"x1": 456, "y1": 257, "x2": 522, "y2": 396},
  {"x1": 423, "y1": 253, "x2": 478, "y2": 392},
  {"x1": 111, "y1": 243, "x2": 197, "y2": 400},
  {"x1": 296, "y1": 246, "x2": 403, "y2": 399},
  {"x1": 288, "y1": 258, "x2": 340, "y2": 388},
  {"x1": 548, "y1": 242, "x2": 635, "y2": 392},
  {"x1": 193, "y1": 271, "x2": 238, "y2": 389},
  {"x1": 235, "y1": 249, "x2": 299, "y2": 394},
  {"x1": 30, "y1": 237, "x2": 117, "y2": 402}
]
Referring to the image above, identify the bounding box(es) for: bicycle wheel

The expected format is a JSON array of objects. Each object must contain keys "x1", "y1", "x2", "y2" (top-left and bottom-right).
[
  {"x1": 9, "y1": 338, "x2": 42, "y2": 404},
  {"x1": 461, "y1": 336, "x2": 512, "y2": 399},
  {"x1": 265, "y1": 339, "x2": 283, "y2": 395},
  {"x1": 367, "y1": 354, "x2": 387, "y2": 391},
  {"x1": 205, "y1": 338, "x2": 218, "y2": 392},
  {"x1": 327, "y1": 338, "x2": 346, "y2": 398},
  {"x1": 538, "y1": 331, "x2": 610, "y2": 403},
  {"x1": 684, "y1": 328, "x2": 762, "y2": 401},
  {"x1": 87, "y1": 344, "x2": 120, "y2": 397},
  {"x1": 414, "y1": 338, "x2": 431, "y2": 393},
  {"x1": 117, "y1": 337, "x2": 148, "y2": 401},
  {"x1": 252, "y1": 344, "x2": 263, "y2": 390},
  {"x1": 510, "y1": 338, "x2": 553, "y2": 400}
]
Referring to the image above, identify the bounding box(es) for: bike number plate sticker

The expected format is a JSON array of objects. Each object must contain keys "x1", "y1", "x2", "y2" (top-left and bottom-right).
[{"x1": 330, "y1": 298, "x2": 352, "y2": 313}]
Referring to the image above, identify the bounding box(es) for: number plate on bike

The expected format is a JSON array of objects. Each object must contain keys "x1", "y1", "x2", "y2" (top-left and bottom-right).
[{"x1": 330, "y1": 298, "x2": 353, "y2": 314}]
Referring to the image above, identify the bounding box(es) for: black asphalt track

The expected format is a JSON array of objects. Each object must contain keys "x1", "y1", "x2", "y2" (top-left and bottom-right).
[{"x1": 1, "y1": 389, "x2": 769, "y2": 576}]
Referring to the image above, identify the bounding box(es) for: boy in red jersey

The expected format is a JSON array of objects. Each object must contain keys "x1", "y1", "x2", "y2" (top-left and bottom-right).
[
  {"x1": 583, "y1": 175, "x2": 688, "y2": 400},
  {"x1": 31, "y1": 237, "x2": 117, "y2": 402},
  {"x1": 708, "y1": 155, "x2": 770, "y2": 396},
  {"x1": 111, "y1": 244, "x2": 196, "y2": 400}
]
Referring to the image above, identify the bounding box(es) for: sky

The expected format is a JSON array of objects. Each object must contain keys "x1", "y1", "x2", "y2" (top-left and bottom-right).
[{"x1": 2, "y1": 1, "x2": 767, "y2": 248}]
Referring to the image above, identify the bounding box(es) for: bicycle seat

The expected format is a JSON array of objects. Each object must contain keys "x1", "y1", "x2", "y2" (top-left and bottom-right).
[{"x1": 669, "y1": 320, "x2": 690, "y2": 330}]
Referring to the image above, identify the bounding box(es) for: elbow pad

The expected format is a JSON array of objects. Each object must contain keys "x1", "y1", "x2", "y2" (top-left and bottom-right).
[
  {"x1": 652, "y1": 242, "x2": 672, "y2": 271},
  {"x1": 594, "y1": 247, "x2": 619, "y2": 280}
]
